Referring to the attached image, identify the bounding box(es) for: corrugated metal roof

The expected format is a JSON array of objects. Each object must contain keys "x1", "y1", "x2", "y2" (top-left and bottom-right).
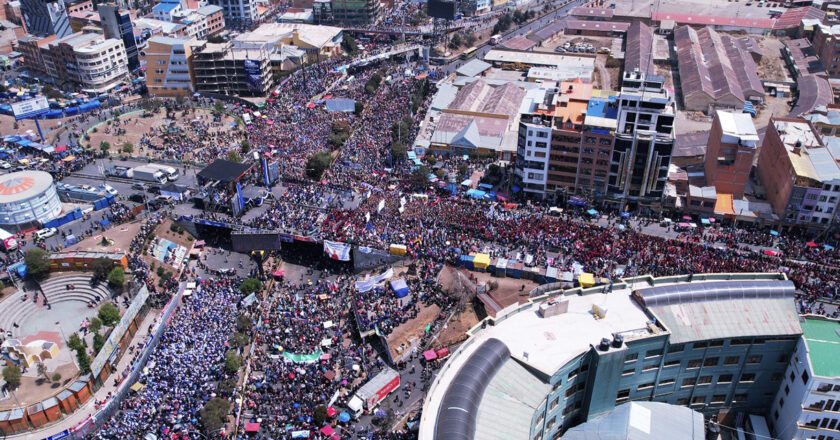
[
  {"x1": 774, "y1": 6, "x2": 826, "y2": 30},
  {"x1": 790, "y1": 75, "x2": 833, "y2": 117},
  {"x1": 639, "y1": 280, "x2": 801, "y2": 343},
  {"x1": 805, "y1": 147, "x2": 840, "y2": 181},
  {"x1": 456, "y1": 59, "x2": 491, "y2": 78},
  {"x1": 571, "y1": 6, "x2": 614, "y2": 19},
  {"x1": 566, "y1": 19, "x2": 629, "y2": 32},
  {"x1": 653, "y1": 12, "x2": 776, "y2": 29},
  {"x1": 625, "y1": 21, "x2": 654, "y2": 75},
  {"x1": 474, "y1": 359, "x2": 550, "y2": 440}
]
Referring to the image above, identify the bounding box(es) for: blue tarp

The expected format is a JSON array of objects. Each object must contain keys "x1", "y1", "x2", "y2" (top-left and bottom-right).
[
  {"x1": 700, "y1": 218, "x2": 711, "y2": 225},
  {"x1": 770, "y1": 230, "x2": 780, "y2": 236},
  {"x1": 100, "y1": 219, "x2": 110, "y2": 227},
  {"x1": 478, "y1": 183, "x2": 493, "y2": 190},
  {"x1": 824, "y1": 244, "x2": 835, "y2": 250},
  {"x1": 620, "y1": 212, "x2": 630, "y2": 218},
  {"x1": 65, "y1": 235, "x2": 78, "y2": 246},
  {"x1": 14, "y1": 263, "x2": 26, "y2": 278},
  {"x1": 586, "y1": 209, "x2": 598, "y2": 216},
  {"x1": 569, "y1": 197, "x2": 588, "y2": 207},
  {"x1": 324, "y1": 99, "x2": 356, "y2": 113},
  {"x1": 390, "y1": 279, "x2": 409, "y2": 298},
  {"x1": 466, "y1": 189, "x2": 486, "y2": 199},
  {"x1": 64, "y1": 106, "x2": 79, "y2": 115},
  {"x1": 16, "y1": 139, "x2": 31, "y2": 146}
]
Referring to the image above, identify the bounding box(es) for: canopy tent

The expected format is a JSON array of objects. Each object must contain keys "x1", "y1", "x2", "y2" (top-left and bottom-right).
[
  {"x1": 320, "y1": 426, "x2": 335, "y2": 436},
  {"x1": 473, "y1": 253, "x2": 490, "y2": 270},
  {"x1": 770, "y1": 230, "x2": 780, "y2": 236},
  {"x1": 806, "y1": 241, "x2": 818, "y2": 247},
  {"x1": 586, "y1": 209, "x2": 599, "y2": 216},
  {"x1": 130, "y1": 382, "x2": 145, "y2": 392},
  {"x1": 390, "y1": 279, "x2": 409, "y2": 298},
  {"x1": 339, "y1": 412, "x2": 351, "y2": 423},
  {"x1": 423, "y1": 350, "x2": 438, "y2": 361},
  {"x1": 824, "y1": 244, "x2": 835, "y2": 250},
  {"x1": 245, "y1": 423, "x2": 260, "y2": 433},
  {"x1": 436, "y1": 347, "x2": 450, "y2": 358},
  {"x1": 578, "y1": 272, "x2": 595, "y2": 288}
]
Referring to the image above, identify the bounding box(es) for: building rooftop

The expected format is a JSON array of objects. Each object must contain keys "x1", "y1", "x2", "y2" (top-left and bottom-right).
[
  {"x1": 652, "y1": 12, "x2": 776, "y2": 30},
  {"x1": 529, "y1": 17, "x2": 570, "y2": 43},
  {"x1": 152, "y1": 2, "x2": 179, "y2": 13},
  {"x1": 716, "y1": 110, "x2": 759, "y2": 142},
  {"x1": 570, "y1": 6, "x2": 614, "y2": 19},
  {"x1": 0, "y1": 171, "x2": 55, "y2": 204},
  {"x1": 790, "y1": 75, "x2": 833, "y2": 118},
  {"x1": 236, "y1": 22, "x2": 341, "y2": 49},
  {"x1": 484, "y1": 50, "x2": 595, "y2": 73},
  {"x1": 500, "y1": 35, "x2": 536, "y2": 51},
  {"x1": 420, "y1": 275, "x2": 798, "y2": 440},
  {"x1": 585, "y1": 95, "x2": 618, "y2": 129},
  {"x1": 456, "y1": 59, "x2": 491, "y2": 78},
  {"x1": 566, "y1": 19, "x2": 629, "y2": 33},
  {"x1": 560, "y1": 402, "x2": 705, "y2": 440},
  {"x1": 625, "y1": 21, "x2": 654, "y2": 76},
  {"x1": 54, "y1": 32, "x2": 103, "y2": 49},
  {"x1": 773, "y1": 6, "x2": 825, "y2": 30},
  {"x1": 801, "y1": 317, "x2": 840, "y2": 378},
  {"x1": 195, "y1": 4, "x2": 222, "y2": 15}
]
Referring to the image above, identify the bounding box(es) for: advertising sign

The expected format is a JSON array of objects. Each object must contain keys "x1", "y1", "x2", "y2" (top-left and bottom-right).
[
  {"x1": 12, "y1": 96, "x2": 49, "y2": 120},
  {"x1": 243, "y1": 59, "x2": 262, "y2": 93}
]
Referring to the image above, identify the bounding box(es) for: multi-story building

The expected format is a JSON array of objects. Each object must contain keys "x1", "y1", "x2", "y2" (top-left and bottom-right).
[
  {"x1": 770, "y1": 316, "x2": 840, "y2": 440},
  {"x1": 606, "y1": 71, "x2": 675, "y2": 212},
  {"x1": 329, "y1": 0, "x2": 379, "y2": 25},
  {"x1": 64, "y1": 0, "x2": 92, "y2": 14},
  {"x1": 419, "y1": 274, "x2": 802, "y2": 440},
  {"x1": 578, "y1": 90, "x2": 618, "y2": 198},
  {"x1": 17, "y1": 33, "x2": 55, "y2": 75},
  {"x1": 704, "y1": 110, "x2": 758, "y2": 198},
  {"x1": 44, "y1": 32, "x2": 128, "y2": 91},
  {"x1": 20, "y1": 0, "x2": 71, "y2": 37},
  {"x1": 98, "y1": 4, "x2": 138, "y2": 71},
  {"x1": 810, "y1": 23, "x2": 840, "y2": 78},
  {"x1": 189, "y1": 40, "x2": 273, "y2": 96},
  {"x1": 804, "y1": 105, "x2": 840, "y2": 138},
  {"x1": 144, "y1": 35, "x2": 194, "y2": 97},
  {"x1": 312, "y1": 0, "x2": 331, "y2": 23},
  {"x1": 205, "y1": 0, "x2": 255, "y2": 25},
  {"x1": 756, "y1": 117, "x2": 840, "y2": 228},
  {"x1": 153, "y1": 0, "x2": 182, "y2": 21},
  {"x1": 515, "y1": 111, "x2": 553, "y2": 199}
]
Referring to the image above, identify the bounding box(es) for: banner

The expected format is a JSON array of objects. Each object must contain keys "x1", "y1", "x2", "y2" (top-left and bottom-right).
[
  {"x1": 377, "y1": 199, "x2": 385, "y2": 213},
  {"x1": 236, "y1": 182, "x2": 244, "y2": 211},
  {"x1": 354, "y1": 267, "x2": 393, "y2": 292},
  {"x1": 283, "y1": 350, "x2": 323, "y2": 363},
  {"x1": 91, "y1": 286, "x2": 149, "y2": 376},
  {"x1": 324, "y1": 240, "x2": 351, "y2": 261}
]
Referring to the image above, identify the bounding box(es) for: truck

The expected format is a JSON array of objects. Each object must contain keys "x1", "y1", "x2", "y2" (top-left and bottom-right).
[
  {"x1": 347, "y1": 368, "x2": 400, "y2": 417},
  {"x1": 131, "y1": 166, "x2": 168, "y2": 184},
  {"x1": 146, "y1": 164, "x2": 179, "y2": 181},
  {"x1": 0, "y1": 228, "x2": 18, "y2": 251},
  {"x1": 106, "y1": 165, "x2": 167, "y2": 184}
]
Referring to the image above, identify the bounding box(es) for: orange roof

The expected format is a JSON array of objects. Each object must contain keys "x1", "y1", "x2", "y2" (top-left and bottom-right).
[
  {"x1": 714, "y1": 193, "x2": 735, "y2": 215},
  {"x1": 559, "y1": 80, "x2": 592, "y2": 101},
  {"x1": 554, "y1": 100, "x2": 589, "y2": 125}
]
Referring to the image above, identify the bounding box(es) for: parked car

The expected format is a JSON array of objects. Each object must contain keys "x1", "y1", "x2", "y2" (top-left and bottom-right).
[
  {"x1": 128, "y1": 193, "x2": 145, "y2": 203},
  {"x1": 147, "y1": 185, "x2": 161, "y2": 194},
  {"x1": 0, "y1": 161, "x2": 11, "y2": 169},
  {"x1": 554, "y1": 47, "x2": 566, "y2": 53},
  {"x1": 35, "y1": 227, "x2": 57, "y2": 240},
  {"x1": 103, "y1": 184, "x2": 118, "y2": 196},
  {"x1": 131, "y1": 182, "x2": 145, "y2": 191},
  {"x1": 155, "y1": 195, "x2": 174, "y2": 203}
]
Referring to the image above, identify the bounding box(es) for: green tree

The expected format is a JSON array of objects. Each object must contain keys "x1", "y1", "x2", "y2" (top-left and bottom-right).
[
  {"x1": 24, "y1": 248, "x2": 50, "y2": 279},
  {"x1": 365, "y1": 72, "x2": 383, "y2": 94},
  {"x1": 239, "y1": 278, "x2": 262, "y2": 296},
  {"x1": 240, "y1": 139, "x2": 251, "y2": 156},
  {"x1": 306, "y1": 151, "x2": 333, "y2": 180},
  {"x1": 341, "y1": 33, "x2": 359, "y2": 55},
  {"x1": 214, "y1": 101, "x2": 225, "y2": 114},
  {"x1": 449, "y1": 33, "x2": 462, "y2": 49},
  {"x1": 390, "y1": 142, "x2": 407, "y2": 163},
  {"x1": 410, "y1": 165, "x2": 430, "y2": 190},
  {"x1": 2, "y1": 365, "x2": 21, "y2": 390},
  {"x1": 207, "y1": 34, "x2": 225, "y2": 44},
  {"x1": 122, "y1": 143, "x2": 134, "y2": 154},
  {"x1": 51, "y1": 373, "x2": 62, "y2": 382},
  {"x1": 229, "y1": 332, "x2": 249, "y2": 348},
  {"x1": 464, "y1": 32, "x2": 477, "y2": 47},
  {"x1": 37, "y1": 362, "x2": 48, "y2": 381},
  {"x1": 41, "y1": 84, "x2": 64, "y2": 100},
  {"x1": 434, "y1": 169, "x2": 445, "y2": 180},
  {"x1": 426, "y1": 155, "x2": 437, "y2": 166},
  {"x1": 224, "y1": 350, "x2": 241, "y2": 373},
  {"x1": 99, "y1": 141, "x2": 111, "y2": 153},
  {"x1": 68, "y1": 333, "x2": 84, "y2": 352},
  {"x1": 236, "y1": 314, "x2": 252, "y2": 333},
  {"x1": 458, "y1": 163, "x2": 470, "y2": 179},
  {"x1": 92, "y1": 257, "x2": 113, "y2": 281},
  {"x1": 107, "y1": 266, "x2": 125, "y2": 288},
  {"x1": 98, "y1": 302, "x2": 121, "y2": 327},
  {"x1": 90, "y1": 317, "x2": 102, "y2": 334},
  {"x1": 313, "y1": 405, "x2": 329, "y2": 425},
  {"x1": 93, "y1": 333, "x2": 105, "y2": 354},
  {"x1": 76, "y1": 350, "x2": 91, "y2": 374},
  {"x1": 226, "y1": 150, "x2": 242, "y2": 163},
  {"x1": 200, "y1": 397, "x2": 231, "y2": 435}
]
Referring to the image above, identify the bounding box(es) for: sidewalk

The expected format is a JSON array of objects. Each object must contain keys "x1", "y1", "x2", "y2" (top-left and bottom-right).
[{"x1": 7, "y1": 311, "x2": 159, "y2": 440}]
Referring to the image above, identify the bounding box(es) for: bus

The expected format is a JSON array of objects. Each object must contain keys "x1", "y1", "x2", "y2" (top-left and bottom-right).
[
  {"x1": 0, "y1": 228, "x2": 18, "y2": 251},
  {"x1": 461, "y1": 46, "x2": 479, "y2": 60},
  {"x1": 490, "y1": 34, "x2": 502, "y2": 45}
]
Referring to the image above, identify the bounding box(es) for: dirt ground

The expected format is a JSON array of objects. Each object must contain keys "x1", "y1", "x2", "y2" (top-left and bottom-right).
[
  {"x1": 86, "y1": 108, "x2": 237, "y2": 158},
  {"x1": 475, "y1": 271, "x2": 539, "y2": 308},
  {"x1": 387, "y1": 302, "x2": 441, "y2": 359},
  {"x1": 435, "y1": 304, "x2": 480, "y2": 347},
  {"x1": 0, "y1": 362, "x2": 78, "y2": 410},
  {"x1": 70, "y1": 220, "x2": 142, "y2": 253},
  {"x1": 753, "y1": 95, "x2": 792, "y2": 130},
  {"x1": 755, "y1": 36, "x2": 789, "y2": 82},
  {"x1": 142, "y1": 218, "x2": 195, "y2": 283},
  {"x1": 0, "y1": 113, "x2": 66, "y2": 141}
]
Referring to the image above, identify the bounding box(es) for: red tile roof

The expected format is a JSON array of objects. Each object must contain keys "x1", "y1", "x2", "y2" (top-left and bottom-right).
[{"x1": 652, "y1": 12, "x2": 776, "y2": 29}]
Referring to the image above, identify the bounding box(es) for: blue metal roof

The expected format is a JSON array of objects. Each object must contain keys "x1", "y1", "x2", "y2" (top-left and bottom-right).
[{"x1": 153, "y1": 3, "x2": 179, "y2": 12}]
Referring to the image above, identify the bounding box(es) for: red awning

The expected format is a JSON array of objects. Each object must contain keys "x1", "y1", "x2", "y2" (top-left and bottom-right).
[
  {"x1": 320, "y1": 425, "x2": 335, "y2": 436},
  {"x1": 435, "y1": 347, "x2": 450, "y2": 358},
  {"x1": 54, "y1": 145, "x2": 67, "y2": 153},
  {"x1": 764, "y1": 250, "x2": 780, "y2": 256},
  {"x1": 327, "y1": 406, "x2": 338, "y2": 417},
  {"x1": 245, "y1": 422, "x2": 260, "y2": 433},
  {"x1": 423, "y1": 350, "x2": 437, "y2": 361}
]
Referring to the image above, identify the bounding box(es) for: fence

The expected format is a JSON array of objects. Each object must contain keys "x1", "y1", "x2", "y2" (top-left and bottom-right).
[{"x1": 68, "y1": 282, "x2": 187, "y2": 439}]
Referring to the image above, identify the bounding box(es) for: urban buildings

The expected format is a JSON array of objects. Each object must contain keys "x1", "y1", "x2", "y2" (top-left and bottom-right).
[
  {"x1": 674, "y1": 26, "x2": 764, "y2": 112},
  {"x1": 704, "y1": 111, "x2": 758, "y2": 198},
  {"x1": 0, "y1": 171, "x2": 62, "y2": 229},
  {"x1": 189, "y1": 41, "x2": 273, "y2": 96},
  {"x1": 233, "y1": 23, "x2": 343, "y2": 62},
  {"x1": 578, "y1": 90, "x2": 618, "y2": 197},
  {"x1": 606, "y1": 71, "x2": 675, "y2": 211},
  {"x1": 328, "y1": 0, "x2": 380, "y2": 25},
  {"x1": 810, "y1": 23, "x2": 840, "y2": 78},
  {"x1": 98, "y1": 4, "x2": 138, "y2": 70},
  {"x1": 205, "y1": 0, "x2": 255, "y2": 25},
  {"x1": 756, "y1": 117, "x2": 840, "y2": 228},
  {"x1": 144, "y1": 36, "x2": 195, "y2": 97},
  {"x1": 19, "y1": 0, "x2": 71, "y2": 37},
  {"x1": 419, "y1": 274, "x2": 801, "y2": 440},
  {"x1": 770, "y1": 317, "x2": 840, "y2": 440},
  {"x1": 31, "y1": 32, "x2": 129, "y2": 91}
]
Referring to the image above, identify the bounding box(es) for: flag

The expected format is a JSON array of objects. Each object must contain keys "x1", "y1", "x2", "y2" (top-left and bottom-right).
[
  {"x1": 324, "y1": 240, "x2": 351, "y2": 261},
  {"x1": 377, "y1": 199, "x2": 385, "y2": 213},
  {"x1": 424, "y1": 323, "x2": 431, "y2": 333}
]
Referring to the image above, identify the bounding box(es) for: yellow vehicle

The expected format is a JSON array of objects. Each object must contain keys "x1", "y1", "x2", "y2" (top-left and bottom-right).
[{"x1": 461, "y1": 46, "x2": 479, "y2": 60}]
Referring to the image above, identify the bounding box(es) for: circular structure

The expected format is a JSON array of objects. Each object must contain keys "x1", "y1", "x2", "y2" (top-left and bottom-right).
[{"x1": 0, "y1": 170, "x2": 62, "y2": 228}]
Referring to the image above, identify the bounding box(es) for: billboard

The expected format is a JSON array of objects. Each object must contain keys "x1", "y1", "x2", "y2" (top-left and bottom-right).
[
  {"x1": 243, "y1": 59, "x2": 262, "y2": 93},
  {"x1": 12, "y1": 96, "x2": 49, "y2": 120},
  {"x1": 428, "y1": 0, "x2": 456, "y2": 20}
]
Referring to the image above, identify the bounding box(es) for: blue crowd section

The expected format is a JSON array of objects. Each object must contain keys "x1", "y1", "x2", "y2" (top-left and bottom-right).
[{"x1": 41, "y1": 195, "x2": 115, "y2": 229}]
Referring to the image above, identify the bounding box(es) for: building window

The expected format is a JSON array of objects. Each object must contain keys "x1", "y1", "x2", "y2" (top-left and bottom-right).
[
  {"x1": 659, "y1": 378, "x2": 675, "y2": 386},
  {"x1": 687, "y1": 359, "x2": 702, "y2": 369},
  {"x1": 779, "y1": 397, "x2": 784, "y2": 408},
  {"x1": 625, "y1": 353, "x2": 638, "y2": 363},
  {"x1": 709, "y1": 340, "x2": 723, "y2": 347},
  {"x1": 785, "y1": 385, "x2": 790, "y2": 395},
  {"x1": 645, "y1": 348, "x2": 663, "y2": 358},
  {"x1": 733, "y1": 394, "x2": 748, "y2": 403},
  {"x1": 711, "y1": 394, "x2": 726, "y2": 404},
  {"x1": 746, "y1": 355, "x2": 762, "y2": 365},
  {"x1": 642, "y1": 363, "x2": 658, "y2": 372},
  {"x1": 698, "y1": 375, "x2": 712, "y2": 385},
  {"x1": 638, "y1": 382, "x2": 655, "y2": 391},
  {"x1": 676, "y1": 398, "x2": 690, "y2": 406},
  {"x1": 622, "y1": 368, "x2": 635, "y2": 376},
  {"x1": 667, "y1": 344, "x2": 684, "y2": 353},
  {"x1": 691, "y1": 396, "x2": 706, "y2": 405},
  {"x1": 664, "y1": 359, "x2": 680, "y2": 368},
  {"x1": 617, "y1": 389, "x2": 630, "y2": 399},
  {"x1": 724, "y1": 356, "x2": 739, "y2": 366},
  {"x1": 682, "y1": 378, "x2": 696, "y2": 387},
  {"x1": 693, "y1": 342, "x2": 708, "y2": 349},
  {"x1": 704, "y1": 357, "x2": 719, "y2": 367},
  {"x1": 802, "y1": 370, "x2": 810, "y2": 385},
  {"x1": 718, "y1": 374, "x2": 733, "y2": 384},
  {"x1": 740, "y1": 373, "x2": 756, "y2": 383}
]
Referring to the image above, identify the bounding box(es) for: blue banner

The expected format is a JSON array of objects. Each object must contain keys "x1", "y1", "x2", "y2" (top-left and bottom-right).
[
  {"x1": 236, "y1": 182, "x2": 244, "y2": 211},
  {"x1": 262, "y1": 159, "x2": 270, "y2": 186}
]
